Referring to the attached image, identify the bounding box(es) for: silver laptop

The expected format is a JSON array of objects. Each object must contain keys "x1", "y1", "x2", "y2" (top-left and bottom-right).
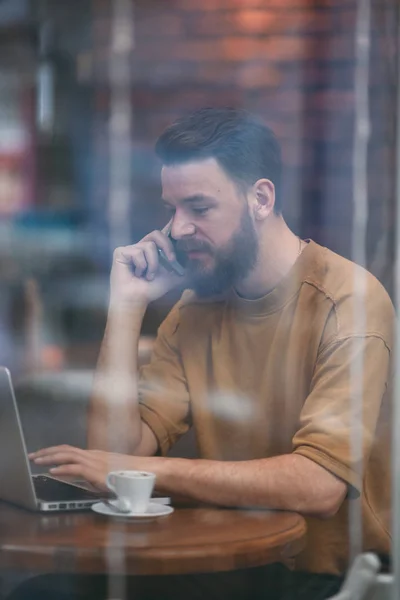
[{"x1": 0, "y1": 366, "x2": 103, "y2": 511}]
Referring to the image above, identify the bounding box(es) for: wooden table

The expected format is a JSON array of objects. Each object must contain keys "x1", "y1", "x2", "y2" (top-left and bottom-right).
[{"x1": 0, "y1": 502, "x2": 306, "y2": 576}]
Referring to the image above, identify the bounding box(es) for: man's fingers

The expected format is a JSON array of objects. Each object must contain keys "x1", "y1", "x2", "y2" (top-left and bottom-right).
[
  {"x1": 121, "y1": 248, "x2": 147, "y2": 277},
  {"x1": 49, "y1": 465, "x2": 107, "y2": 490},
  {"x1": 113, "y1": 228, "x2": 177, "y2": 281},
  {"x1": 116, "y1": 244, "x2": 161, "y2": 280},
  {"x1": 141, "y1": 241, "x2": 160, "y2": 281},
  {"x1": 142, "y1": 230, "x2": 175, "y2": 261},
  {"x1": 29, "y1": 445, "x2": 83, "y2": 459},
  {"x1": 34, "y1": 450, "x2": 95, "y2": 466}
]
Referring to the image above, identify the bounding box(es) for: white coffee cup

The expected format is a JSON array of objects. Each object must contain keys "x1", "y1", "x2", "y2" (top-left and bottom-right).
[{"x1": 106, "y1": 470, "x2": 156, "y2": 513}]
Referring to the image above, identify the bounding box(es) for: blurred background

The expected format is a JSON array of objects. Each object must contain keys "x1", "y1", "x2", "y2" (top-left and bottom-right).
[{"x1": 0, "y1": 0, "x2": 398, "y2": 379}]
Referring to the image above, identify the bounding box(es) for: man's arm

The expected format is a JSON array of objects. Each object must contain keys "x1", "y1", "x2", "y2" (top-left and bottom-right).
[
  {"x1": 87, "y1": 304, "x2": 158, "y2": 456},
  {"x1": 31, "y1": 447, "x2": 347, "y2": 518},
  {"x1": 87, "y1": 227, "x2": 184, "y2": 456},
  {"x1": 156, "y1": 454, "x2": 347, "y2": 518}
]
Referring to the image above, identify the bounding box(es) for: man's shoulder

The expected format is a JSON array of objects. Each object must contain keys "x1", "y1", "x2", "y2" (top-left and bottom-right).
[
  {"x1": 307, "y1": 242, "x2": 395, "y2": 344},
  {"x1": 308, "y1": 242, "x2": 392, "y2": 307}
]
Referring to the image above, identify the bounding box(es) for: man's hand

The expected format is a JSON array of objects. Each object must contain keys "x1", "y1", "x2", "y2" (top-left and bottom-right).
[
  {"x1": 29, "y1": 445, "x2": 164, "y2": 491},
  {"x1": 111, "y1": 226, "x2": 185, "y2": 308}
]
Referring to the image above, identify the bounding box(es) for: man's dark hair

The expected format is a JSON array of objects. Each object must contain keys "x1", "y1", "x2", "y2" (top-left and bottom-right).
[{"x1": 155, "y1": 107, "x2": 283, "y2": 214}]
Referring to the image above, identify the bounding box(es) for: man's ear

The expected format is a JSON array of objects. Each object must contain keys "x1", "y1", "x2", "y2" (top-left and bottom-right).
[{"x1": 251, "y1": 179, "x2": 275, "y2": 221}]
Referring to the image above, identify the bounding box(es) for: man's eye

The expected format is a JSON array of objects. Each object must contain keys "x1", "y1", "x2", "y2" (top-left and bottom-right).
[{"x1": 192, "y1": 207, "x2": 209, "y2": 215}]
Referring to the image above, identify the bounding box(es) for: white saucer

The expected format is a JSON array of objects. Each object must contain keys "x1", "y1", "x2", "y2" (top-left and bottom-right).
[{"x1": 92, "y1": 501, "x2": 174, "y2": 519}]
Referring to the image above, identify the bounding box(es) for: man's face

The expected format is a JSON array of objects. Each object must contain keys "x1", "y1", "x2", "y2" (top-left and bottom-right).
[{"x1": 161, "y1": 158, "x2": 259, "y2": 297}]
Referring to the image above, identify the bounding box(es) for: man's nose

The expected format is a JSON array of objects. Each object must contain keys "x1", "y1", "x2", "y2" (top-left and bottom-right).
[{"x1": 170, "y1": 216, "x2": 196, "y2": 240}]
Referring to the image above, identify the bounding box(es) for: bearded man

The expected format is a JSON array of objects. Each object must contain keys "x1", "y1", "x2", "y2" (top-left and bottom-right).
[{"x1": 23, "y1": 108, "x2": 393, "y2": 600}]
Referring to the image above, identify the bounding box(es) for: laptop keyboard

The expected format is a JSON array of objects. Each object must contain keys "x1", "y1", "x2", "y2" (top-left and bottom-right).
[{"x1": 33, "y1": 475, "x2": 102, "y2": 502}]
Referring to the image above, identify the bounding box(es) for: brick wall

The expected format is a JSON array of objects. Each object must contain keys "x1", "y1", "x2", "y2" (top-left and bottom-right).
[{"x1": 87, "y1": 0, "x2": 397, "y2": 293}]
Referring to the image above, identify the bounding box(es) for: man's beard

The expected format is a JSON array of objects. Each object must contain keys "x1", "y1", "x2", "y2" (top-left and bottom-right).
[{"x1": 176, "y1": 209, "x2": 259, "y2": 298}]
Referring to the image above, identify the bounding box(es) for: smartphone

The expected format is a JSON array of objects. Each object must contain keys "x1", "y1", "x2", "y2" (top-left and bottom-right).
[{"x1": 157, "y1": 232, "x2": 185, "y2": 276}]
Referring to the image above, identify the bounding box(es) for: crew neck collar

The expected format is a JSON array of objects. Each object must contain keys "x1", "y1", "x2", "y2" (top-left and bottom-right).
[{"x1": 228, "y1": 239, "x2": 317, "y2": 317}]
